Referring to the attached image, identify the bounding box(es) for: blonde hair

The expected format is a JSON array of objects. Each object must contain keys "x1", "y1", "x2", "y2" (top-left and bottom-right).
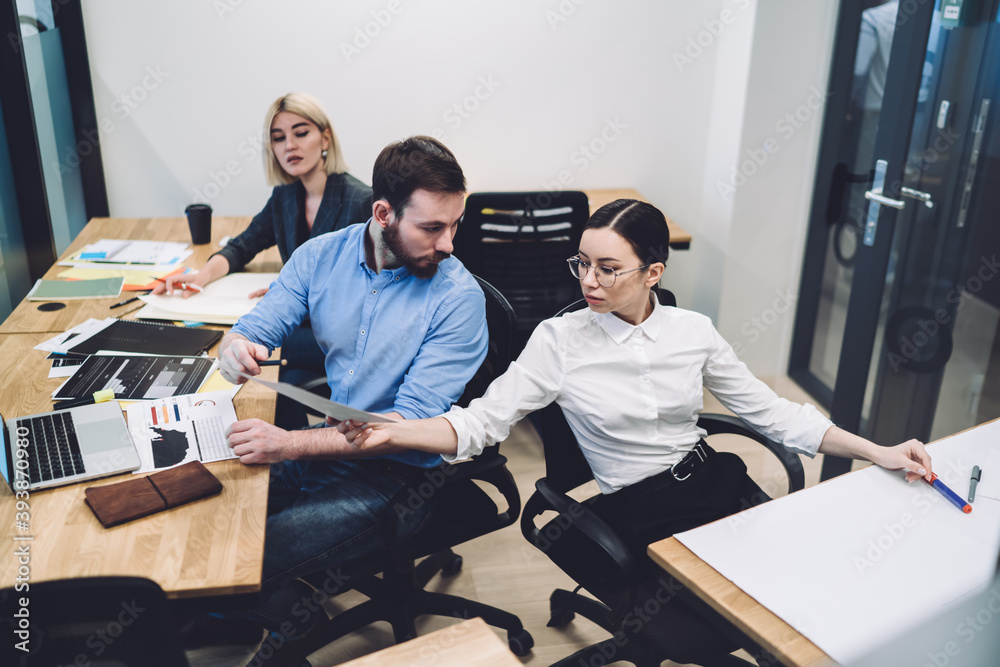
[{"x1": 262, "y1": 93, "x2": 349, "y2": 186}]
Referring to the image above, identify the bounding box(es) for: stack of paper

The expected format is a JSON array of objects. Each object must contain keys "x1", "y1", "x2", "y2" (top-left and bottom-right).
[{"x1": 136, "y1": 272, "x2": 279, "y2": 325}]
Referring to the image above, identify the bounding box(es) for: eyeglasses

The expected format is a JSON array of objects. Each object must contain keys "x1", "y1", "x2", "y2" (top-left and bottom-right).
[{"x1": 566, "y1": 256, "x2": 649, "y2": 288}]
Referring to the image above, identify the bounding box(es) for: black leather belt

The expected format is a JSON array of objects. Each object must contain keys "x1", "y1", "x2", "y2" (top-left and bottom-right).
[{"x1": 609, "y1": 440, "x2": 714, "y2": 504}]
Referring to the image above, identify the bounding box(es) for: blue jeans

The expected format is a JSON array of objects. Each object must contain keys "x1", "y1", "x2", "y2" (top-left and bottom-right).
[{"x1": 242, "y1": 459, "x2": 436, "y2": 634}]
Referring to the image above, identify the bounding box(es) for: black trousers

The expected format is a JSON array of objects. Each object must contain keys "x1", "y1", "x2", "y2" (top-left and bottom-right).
[{"x1": 588, "y1": 448, "x2": 774, "y2": 666}]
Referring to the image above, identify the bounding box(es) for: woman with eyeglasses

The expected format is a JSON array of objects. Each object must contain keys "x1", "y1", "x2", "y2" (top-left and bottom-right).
[{"x1": 336, "y1": 198, "x2": 933, "y2": 665}]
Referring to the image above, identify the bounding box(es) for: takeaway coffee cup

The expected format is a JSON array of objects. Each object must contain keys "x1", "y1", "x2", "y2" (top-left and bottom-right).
[{"x1": 185, "y1": 203, "x2": 212, "y2": 245}]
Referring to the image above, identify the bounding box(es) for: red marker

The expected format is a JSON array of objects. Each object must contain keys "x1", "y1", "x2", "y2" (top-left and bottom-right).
[{"x1": 923, "y1": 474, "x2": 972, "y2": 514}]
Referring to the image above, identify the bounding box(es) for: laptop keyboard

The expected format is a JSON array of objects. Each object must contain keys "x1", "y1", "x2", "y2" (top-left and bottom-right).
[{"x1": 22, "y1": 412, "x2": 85, "y2": 484}]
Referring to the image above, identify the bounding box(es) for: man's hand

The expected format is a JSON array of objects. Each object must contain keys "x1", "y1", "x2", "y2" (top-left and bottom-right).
[
  {"x1": 227, "y1": 418, "x2": 297, "y2": 464},
  {"x1": 247, "y1": 287, "x2": 270, "y2": 299},
  {"x1": 219, "y1": 334, "x2": 270, "y2": 384}
]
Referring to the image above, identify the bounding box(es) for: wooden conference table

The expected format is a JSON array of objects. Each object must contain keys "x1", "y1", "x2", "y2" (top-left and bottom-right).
[
  {"x1": 648, "y1": 539, "x2": 832, "y2": 667},
  {"x1": 340, "y1": 618, "x2": 521, "y2": 667},
  {"x1": 0, "y1": 216, "x2": 279, "y2": 601}
]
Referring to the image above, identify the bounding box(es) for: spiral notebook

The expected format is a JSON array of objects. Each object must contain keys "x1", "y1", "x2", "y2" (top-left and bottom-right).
[{"x1": 67, "y1": 320, "x2": 222, "y2": 356}]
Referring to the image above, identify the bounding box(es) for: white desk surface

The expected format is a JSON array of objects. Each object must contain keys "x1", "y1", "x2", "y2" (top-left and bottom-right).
[{"x1": 673, "y1": 420, "x2": 1000, "y2": 664}]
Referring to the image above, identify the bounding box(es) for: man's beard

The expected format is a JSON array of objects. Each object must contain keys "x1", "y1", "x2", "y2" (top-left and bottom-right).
[{"x1": 383, "y1": 222, "x2": 450, "y2": 279}]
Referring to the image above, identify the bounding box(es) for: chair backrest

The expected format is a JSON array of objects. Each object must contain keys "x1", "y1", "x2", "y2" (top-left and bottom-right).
[
  {"x1": 1, "y1": 577, "x2": 189, "y2": 667},
  {"x1": 456, "y1": 275, "x2": 516, "y2": 409},
  {"x1": 455, "y1": 192, "x2": 590, "y2": 350},
  {"x1": 396, "y1": 275, "x2": 520, "y2": 554}
]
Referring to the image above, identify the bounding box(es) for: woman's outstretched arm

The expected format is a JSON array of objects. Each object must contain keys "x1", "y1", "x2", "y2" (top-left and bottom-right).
[
  {"x1": 336, "y1": 416, "x2": 459, "y2": 455},
  {"x1": 818, "y1": 425, "x2": 933, "y2": 483}
]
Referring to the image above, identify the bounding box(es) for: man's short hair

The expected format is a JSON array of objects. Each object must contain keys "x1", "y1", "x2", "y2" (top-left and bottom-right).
[{"x1": 372, "y1": 136, "x2": 466, "y2": 218}]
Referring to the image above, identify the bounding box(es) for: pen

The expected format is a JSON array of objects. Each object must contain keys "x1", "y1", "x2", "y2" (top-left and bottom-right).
[
  {"x1": 923, "y1": 474, "x2": 972, "y2": 514},
  {"x1": 969, "y1": 466, "x2": 981, "y2": 503},
  {"x1": 110, "y1": 295, "x2": 142, "y2": 309},
  {"x1": 152, "y1": 277, "x2": 203, "y2": 293},
  {"x1": 258, "y1": 360, "x2": 288, "y2": 367},
  {"x1": 54, "y1": 389, "x2": 116, "y2": 411}
]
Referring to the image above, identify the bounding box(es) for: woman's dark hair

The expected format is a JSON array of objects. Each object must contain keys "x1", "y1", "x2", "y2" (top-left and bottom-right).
[
  {"x1": 371, "y1": 136, "x2": 466, "y2": 218},
  {"x1": 584, "y1": 199, "x2": 670, "y2": 268}
]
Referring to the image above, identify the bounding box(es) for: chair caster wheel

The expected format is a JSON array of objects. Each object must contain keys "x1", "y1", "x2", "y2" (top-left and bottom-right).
[
  {"x1": 547, "y1": 607, "x2": 575, "y2": 627},
  {"x1": 508, "y1": 629, "x2": 534, "y2": 656},
  {"x1": 441, "y1": 553, "x2": 463, "y2": 576}
]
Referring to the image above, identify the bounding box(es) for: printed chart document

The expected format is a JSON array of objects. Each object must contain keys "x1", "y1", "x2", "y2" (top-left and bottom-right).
[
  {"x1": 243, "y1": 374, "x2": 396, "y2": 423},
  {"x1": 672, "y1": 420, "x2": 1000, "y2": 664},
  {"x1": 125, "y1": 390, "x2": 239, "y2": 473},
  {"x1": 137, "y1": 272, "x2": 279, "y2": 325},
  {"x1": 54, "y1": 355, "x2": 216, "y2": 401}
]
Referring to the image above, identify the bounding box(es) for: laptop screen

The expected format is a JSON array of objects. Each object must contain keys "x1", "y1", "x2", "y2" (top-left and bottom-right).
[{"x1": 0, "y1": 414, "x2": 10, "y2": 486}]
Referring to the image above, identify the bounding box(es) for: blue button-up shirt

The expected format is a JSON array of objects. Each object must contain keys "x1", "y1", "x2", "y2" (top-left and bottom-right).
[{"x1": 231, "y1": 221, "x2": 488, "y2": 467}]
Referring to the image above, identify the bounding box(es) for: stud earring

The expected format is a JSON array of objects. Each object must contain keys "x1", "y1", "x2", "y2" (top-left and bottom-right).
[{"x1": 321, "y1": 149, "x2": 328, "y2": 159}]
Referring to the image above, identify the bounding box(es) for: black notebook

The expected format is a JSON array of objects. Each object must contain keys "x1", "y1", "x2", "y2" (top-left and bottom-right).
[{"x1": 68, "y1": 320, "x2": 223, "y2": 356}]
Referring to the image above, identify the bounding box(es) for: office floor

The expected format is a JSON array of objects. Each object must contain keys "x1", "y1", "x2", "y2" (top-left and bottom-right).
[{"x1": 189, "y1": 376, "x2": 835, "y2": 667}]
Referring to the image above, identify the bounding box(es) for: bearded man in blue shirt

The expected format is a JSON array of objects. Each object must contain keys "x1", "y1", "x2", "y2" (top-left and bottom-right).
[{"x1": 194, "y1": 136, "x2": 487, "y2": 652}]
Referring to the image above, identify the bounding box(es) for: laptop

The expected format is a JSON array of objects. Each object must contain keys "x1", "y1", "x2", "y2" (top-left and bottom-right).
[{"x1": 1, "y1": 402, "x2": 140, "y2": 491}]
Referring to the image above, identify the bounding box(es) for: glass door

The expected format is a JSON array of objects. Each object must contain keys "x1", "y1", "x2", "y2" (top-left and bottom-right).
[{"x1": 790, "y1": 0, "x2": 1000, "y2": 478}]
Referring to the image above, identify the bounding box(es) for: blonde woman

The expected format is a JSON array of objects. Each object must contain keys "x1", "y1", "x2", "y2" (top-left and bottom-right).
[{"x1": 158, "y1": 93, "x2": 372, "y2": 428}]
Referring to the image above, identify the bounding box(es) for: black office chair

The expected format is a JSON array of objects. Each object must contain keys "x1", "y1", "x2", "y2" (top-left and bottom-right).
[
  {"x1": 454, "y1": 191, "x2": 590, "y2": 355},
  {"x1": 267, "y1": 276, "x2": 533, "y2": 665},
  {"x1": 519, "y1": 294, "x2": 805, "y2": 667},
  {"x1": 0, "y1": 577, "x2": 189, "y2": 667}
]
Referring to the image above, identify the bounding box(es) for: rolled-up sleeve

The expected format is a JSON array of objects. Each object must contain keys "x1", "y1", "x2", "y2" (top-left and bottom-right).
[
  {"x1": 703, "y1": 325, "x2": 832, "y2": 457},
  {"x1": 443, "y1": 320, "x2": 563, "y2": 462}
]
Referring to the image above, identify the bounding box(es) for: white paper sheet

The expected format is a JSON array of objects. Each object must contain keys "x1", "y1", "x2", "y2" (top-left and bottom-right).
[
  {"x1": 34, "y1": 317, "x2": 115, "y2": 354},
  {"x1": 136, "y1": 272, "x2": 279, "y2": 324},
  {"x1": 673, "y1": 421, "x2": 1000, "y2": 664},
  {"x1": 242, "y1": 374, "x2": 396, "y2": 424},
  {"x1": 976, "y1": 449, "x2": 1000, "y2": 501},
  {"x1": 125, "y1": 390, "x2": 239, "y2": 473}
]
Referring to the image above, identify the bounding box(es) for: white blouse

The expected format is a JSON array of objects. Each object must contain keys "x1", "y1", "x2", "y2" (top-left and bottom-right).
[{"x1": 443, "y1": 298, "x2": 832, "y2": 493}]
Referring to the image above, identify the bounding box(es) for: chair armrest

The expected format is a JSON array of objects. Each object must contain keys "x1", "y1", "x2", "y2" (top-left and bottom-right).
[
  {"x1": 521, "y1": 479, "x2": 639, "y2": 592},
  {"x1": 697, "y1": 413, "x2": 805, "y2": 494}
]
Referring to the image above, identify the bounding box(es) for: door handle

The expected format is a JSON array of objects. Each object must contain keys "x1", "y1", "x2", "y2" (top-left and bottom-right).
[
  {"x1": 862, "y1": 160, "x2": 898, "y2": 246},
  {"x1": 900, "y1": 187, "x2": 933, "y2": 208},
  {"x1": 864, "y1": 190, "x2": 906, "y2": 209}
]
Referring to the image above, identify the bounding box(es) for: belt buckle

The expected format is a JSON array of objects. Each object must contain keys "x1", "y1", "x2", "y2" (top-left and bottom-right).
[{"x1": 670, "y1": 442, "x2": 706, "y2": 482}]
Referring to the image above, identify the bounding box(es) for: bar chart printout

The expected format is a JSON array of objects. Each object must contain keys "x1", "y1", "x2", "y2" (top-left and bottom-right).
[{"x1": 125, "y1": 390, "x2": 239, "y2": 473}]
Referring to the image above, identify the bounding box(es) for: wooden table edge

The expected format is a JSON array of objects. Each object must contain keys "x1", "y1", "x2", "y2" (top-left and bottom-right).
[{"x1": 648, "y1": 537, "x2": 835, "y2": 667}]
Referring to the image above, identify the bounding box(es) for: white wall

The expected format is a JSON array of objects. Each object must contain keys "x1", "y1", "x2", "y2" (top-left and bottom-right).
[{"x1": 80, "y1": 0, "x2": 837, "y2": 377}]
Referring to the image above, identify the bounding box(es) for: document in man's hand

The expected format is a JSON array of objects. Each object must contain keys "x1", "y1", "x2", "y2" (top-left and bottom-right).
[{"x1": 241, "y1": 374, "x2": 397, "y2": 423}]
